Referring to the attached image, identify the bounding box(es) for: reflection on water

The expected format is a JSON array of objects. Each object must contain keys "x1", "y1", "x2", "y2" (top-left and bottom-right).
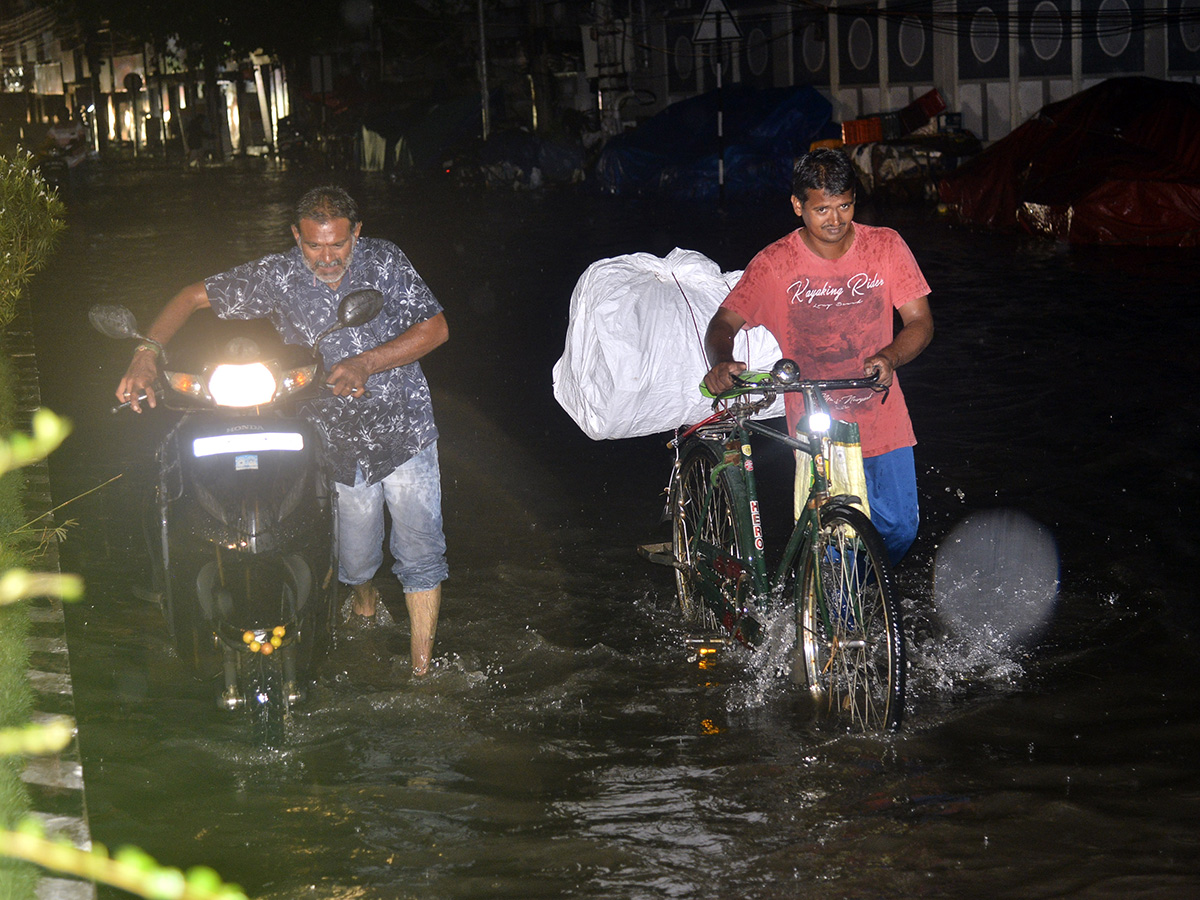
[{"x1": 29, "y1": 163, "x2": 1200, "y2": 898}]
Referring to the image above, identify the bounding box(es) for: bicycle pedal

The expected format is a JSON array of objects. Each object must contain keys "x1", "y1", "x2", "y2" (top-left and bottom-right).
[
  {"x1": 684, "y1": 635, "x2": 731, "y2": 650},
  {"x1": 684, "y1": 635, "x2": 729, "y2": 664},
  {"x1": 637, "y1": 542, "x2": 684, "y2": 571}
]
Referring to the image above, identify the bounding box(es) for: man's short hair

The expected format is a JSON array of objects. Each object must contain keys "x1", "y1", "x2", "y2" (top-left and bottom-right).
[
  {"x1": 792, "y1": 149, "x2": 858, "y2": 199},
  {"x1": 295, "y1": 185, "x2": 360, "y2": 228}
]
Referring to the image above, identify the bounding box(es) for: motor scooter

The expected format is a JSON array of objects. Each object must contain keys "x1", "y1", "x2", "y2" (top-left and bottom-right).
[
  {"x1": 36, "y1": 144, "x2": 74, "y2": 194},
  {"x1": 89, "y1": 289, "x2": 385, "y2": 736},
  {"x1": 36, "y1": 132, "x2": 88, "y2": 194}
]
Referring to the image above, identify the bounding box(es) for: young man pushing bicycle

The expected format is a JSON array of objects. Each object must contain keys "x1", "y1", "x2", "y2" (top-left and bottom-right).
[{"x1": 703, "y1": 148, "x2": 934, "y2": 564}]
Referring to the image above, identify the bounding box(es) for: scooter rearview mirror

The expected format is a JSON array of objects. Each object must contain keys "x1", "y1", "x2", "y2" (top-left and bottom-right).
[
  {"x1": 312, "y1": 289, "x2": 386, "y2": 348},
  {"x1": 88, "y1": 304, "x2": 143, "y2": 340},
  {"x1": 338, "y1": 289, "x2": 385, "y2": 329}
]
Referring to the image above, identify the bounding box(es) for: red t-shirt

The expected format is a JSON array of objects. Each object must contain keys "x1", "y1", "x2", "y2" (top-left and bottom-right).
[{"x1": 721, "y1": 223, "x2": 930, "y2": 457}]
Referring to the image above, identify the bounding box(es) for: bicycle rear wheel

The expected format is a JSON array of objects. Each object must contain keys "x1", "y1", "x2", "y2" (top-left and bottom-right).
[
  {"x1": 797, "y1": 505, "x2": 905, "y2": 732},
  {"x1": 671, "y1": 440, "x2": 739, "y2": 630}
]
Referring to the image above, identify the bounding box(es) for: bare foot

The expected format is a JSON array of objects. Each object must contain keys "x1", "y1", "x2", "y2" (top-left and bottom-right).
[
  {"x1": 350, "y1": 582, "x2": 379, "y2": 618},
  {"x1": 406, "y1": 587, "x2": 441, "y2": 676}
]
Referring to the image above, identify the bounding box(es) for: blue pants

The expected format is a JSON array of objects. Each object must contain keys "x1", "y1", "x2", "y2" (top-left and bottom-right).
[
  {"x1": 335, "y1": 441, "x2": 449, "y2": 593},
  {"x1": 863, "y1": 447, "x2": 919, "y2": 566}
]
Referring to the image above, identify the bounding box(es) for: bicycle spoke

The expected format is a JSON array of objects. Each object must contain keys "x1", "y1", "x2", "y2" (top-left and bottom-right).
[
  {"x1": 673, "y1": 443, "x2": 737, "y2": 633},
  {"x1": 798, "y1": 506, "x2": 904, "y2": 732}
]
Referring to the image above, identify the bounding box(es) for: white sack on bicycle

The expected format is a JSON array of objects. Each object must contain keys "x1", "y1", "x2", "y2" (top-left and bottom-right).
[{"x1": 553, "y1": 248, "x2": 785, "y2": 440}]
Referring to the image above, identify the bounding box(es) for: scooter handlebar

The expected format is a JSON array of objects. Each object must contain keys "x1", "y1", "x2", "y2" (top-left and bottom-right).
[
  {"x1": 324, "y1": 382, "x2": 371, "y2": 399},
  {"x1": 111, "y1": 393, "x2": 148, "y2": 414}
]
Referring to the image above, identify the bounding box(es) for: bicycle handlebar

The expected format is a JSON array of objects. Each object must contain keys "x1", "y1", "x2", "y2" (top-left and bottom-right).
[
  {"x1": 673, "y1": 360, "x2": 889, "y2": 448},
  {"x1": 700, "y1": 359, "x2": 887, "y2": 402}
]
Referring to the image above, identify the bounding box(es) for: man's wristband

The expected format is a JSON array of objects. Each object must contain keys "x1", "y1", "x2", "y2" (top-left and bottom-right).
[{"x1": 133, "y1": 341, "x2": 164, "y2": 360}]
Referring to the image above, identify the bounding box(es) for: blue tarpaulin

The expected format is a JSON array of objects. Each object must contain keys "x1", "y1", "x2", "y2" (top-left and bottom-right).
[{"x1": 595, "y1": 85, "x2": 835, "y2": 201}]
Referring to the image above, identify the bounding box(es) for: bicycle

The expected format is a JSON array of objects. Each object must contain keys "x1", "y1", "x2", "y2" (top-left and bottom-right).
[{"x1": 639, "y1": 358, "x2": 906, "y2": 732}]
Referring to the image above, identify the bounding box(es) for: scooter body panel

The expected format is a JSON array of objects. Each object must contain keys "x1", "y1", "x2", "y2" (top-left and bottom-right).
[{"x1": 156, "y1": 410, "x2": 337, "y2": 684}]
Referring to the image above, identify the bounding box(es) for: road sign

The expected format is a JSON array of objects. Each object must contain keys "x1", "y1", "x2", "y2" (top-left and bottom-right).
[{"x1": 692, "y1": 0, "x2": 742, "y2": 44}]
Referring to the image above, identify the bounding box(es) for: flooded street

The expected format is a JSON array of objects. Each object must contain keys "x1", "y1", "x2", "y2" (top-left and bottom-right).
[{"x1": 28, "y1": 162, "x2": 1200, "y2": 899}]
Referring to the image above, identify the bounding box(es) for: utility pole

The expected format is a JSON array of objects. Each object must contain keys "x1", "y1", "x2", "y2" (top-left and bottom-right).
[
  {"x1": 528, "y1": 0, "x2": 551, "y2": 133},
  {"x1": 594, "y1": 0, "x2": 623, "y2": 137},
  {"x1": 478, "y1": 0, "x2": 490, "y2": 141},
  {"x1": 693, "y1": 0, "x2": 741, "y2": 205},
  {"x1": 716, "y1": 12, "x2": 724, "y2": 205}
]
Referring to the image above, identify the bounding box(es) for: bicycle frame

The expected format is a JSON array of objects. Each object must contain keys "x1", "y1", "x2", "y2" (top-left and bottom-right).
[
  {"x1": 644, "y1": 363, "x2": 906, "y2": 730},
  {"x1": 673, "y1": 381, "x2": 858, "y2": 642}
]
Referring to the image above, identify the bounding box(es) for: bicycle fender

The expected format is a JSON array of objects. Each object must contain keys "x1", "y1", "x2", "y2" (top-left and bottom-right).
[{"x1": 825, "y1": 494, "x2": 865, "y2": 512}]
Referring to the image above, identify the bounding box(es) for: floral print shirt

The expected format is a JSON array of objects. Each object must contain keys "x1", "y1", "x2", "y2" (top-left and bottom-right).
[{"x1": 205, "y1": 236, "x2": 442, "y2": 485}]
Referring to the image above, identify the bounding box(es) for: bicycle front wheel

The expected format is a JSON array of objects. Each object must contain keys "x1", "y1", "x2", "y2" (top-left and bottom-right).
[
  {"x1": 798, "y1": 505, "x2": 905, "y2": 732},
  {"x1": 672, "y1": 440, "x2": 739, "y2": 629}
]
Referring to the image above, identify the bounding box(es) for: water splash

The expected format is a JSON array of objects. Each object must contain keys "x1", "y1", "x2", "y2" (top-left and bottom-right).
[
  {"x1": 908, "y1": 630, "x2": 1027, "y2": 700},
  {"x1": 726, "y1": 602, "x2": 800, "y2": 709}
]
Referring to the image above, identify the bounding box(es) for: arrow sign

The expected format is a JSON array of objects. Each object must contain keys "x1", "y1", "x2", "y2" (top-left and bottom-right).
[{"x1": 692, "y1": 0, "x2": 742, "y2": 43}]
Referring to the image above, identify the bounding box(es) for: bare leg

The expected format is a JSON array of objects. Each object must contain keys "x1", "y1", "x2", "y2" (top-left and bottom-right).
[
  {"x1": 405, "y1": 586, "x2": 441, "y2": 676},
  {"x1": 351, "y1": 581, "x2": 379, "y2": 618}
]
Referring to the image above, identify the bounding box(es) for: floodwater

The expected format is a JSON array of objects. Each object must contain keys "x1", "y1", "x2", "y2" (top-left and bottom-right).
[{"x1": 28, "y1": 162, "x2": 1200, "y2": 899}]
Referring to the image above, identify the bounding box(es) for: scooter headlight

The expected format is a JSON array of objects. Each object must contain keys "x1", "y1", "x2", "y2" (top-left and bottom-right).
[{"x1": 207, "y1": 363, "x2": 278, "y2": 407}]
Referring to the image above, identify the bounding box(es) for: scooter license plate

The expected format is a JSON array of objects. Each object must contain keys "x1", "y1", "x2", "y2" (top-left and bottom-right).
[{"x1": 192, "y1": 432, "x2": 305, "y2": 457}]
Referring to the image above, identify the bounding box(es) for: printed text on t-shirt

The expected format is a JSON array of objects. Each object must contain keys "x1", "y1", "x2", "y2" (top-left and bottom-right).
[{"x1": 788, "y1": 273, "x2": 885, "y2": 307}]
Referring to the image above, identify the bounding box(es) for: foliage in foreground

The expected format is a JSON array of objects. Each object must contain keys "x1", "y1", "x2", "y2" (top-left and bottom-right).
[
  {"x1": 0, "y1": 152, "x2": 246, "y2": 899},
  {"x1": 0, "y1": 824, "x2": 247, "y2": 900},
  {"x1": 0, "y1": 412, "x2": 248, "y2": 900},
  {"x1": 0, "y1": 153, "x2": 66, "y2": 330}
]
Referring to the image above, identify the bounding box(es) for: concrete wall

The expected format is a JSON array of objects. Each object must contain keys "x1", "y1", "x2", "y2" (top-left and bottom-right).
[
  {"x1": 3, "y1": 302, "x2": 96, "y2": 900},
  {"x1": 642, "y1": 0, "x2": 1200, "y2": 142}
]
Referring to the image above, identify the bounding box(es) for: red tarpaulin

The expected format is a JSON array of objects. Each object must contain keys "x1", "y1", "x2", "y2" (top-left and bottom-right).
[{"x1": 939, "y1": 77, "x2": 1200, "y2": 247}]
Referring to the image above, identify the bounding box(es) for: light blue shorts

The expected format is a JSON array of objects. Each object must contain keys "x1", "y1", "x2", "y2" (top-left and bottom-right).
[{"x1": 335, "y1": 441, "x2": 448, "y2": 593}]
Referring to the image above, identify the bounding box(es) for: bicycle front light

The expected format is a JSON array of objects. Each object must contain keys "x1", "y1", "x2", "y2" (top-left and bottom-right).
[
  {"x1": 809, "y1": 411, "x2": 832, "y2": 433},
  {"x1": 208, "y1": 362, "x2": 277, "y2": 407}
]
